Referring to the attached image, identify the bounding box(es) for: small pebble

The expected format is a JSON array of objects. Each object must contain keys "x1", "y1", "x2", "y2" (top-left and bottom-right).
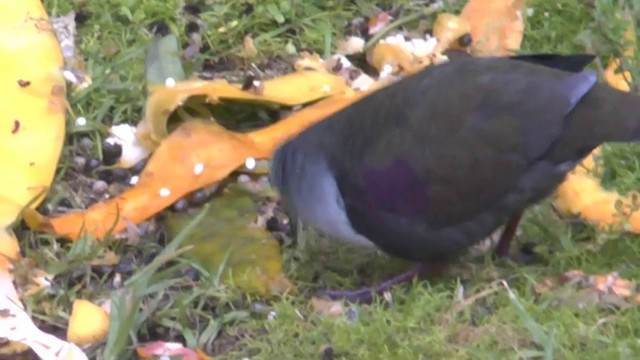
[
  {"x1": 73, "y1": 156, "x2": 86, "y2": 170},
  {"x1": 182, "y1": 267, "x2": 200, "y2": 281},
  {"x1": 79, "y1": 137, "x2": 94, "y2": 150},
  {"x1": 83, "y1": 157, "x2": 101, "y2": 174},
  {"x1": 251, "y1": 302, "x2": 270, "y2": 313},
  {"x1": 92, "y1": 180, "x2": 109, "y2": 195},
  {"x1": 115, "y1": 255, "x2": 136, "y2": 275},
  {"x1": 130, "y1": 158, "x2": 147, "y2": 174},
  {"x1": 58, "y1": 198, "x2": 73, "y2": 208},
  {"x1": 345, "y1": 308, "x2": 359, "y2": 323},
  {"x1": 320, "y1": 345, "x2": 335, "y2": 360},
  {"x1": 111, "y1": 168, "x2": 130, "y2": 183},
  {"x1": 172, "y1": 198, "x2": 189, "y2": 212},
  {"x1": 189, "y1": 189, "x2": 210, "y2": 206},
  {"x1": 96, "y1": 169, "x2": 113, "y2": 183},
  {"x1": 102, "y1": 139, "x2": 123, "y2": 166},
  {"x1": 237, "y1": 174, "x2": 251, "y2": 183},
  {"x1": 266, "y1": 217, "x2": 285, "y2": 232},
  {"x1": 182, "y1": 3, "x2": 202, "y2": 16}
]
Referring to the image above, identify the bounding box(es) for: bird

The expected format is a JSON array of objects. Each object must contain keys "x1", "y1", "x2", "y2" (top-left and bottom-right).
[{"x1": 269, "y1": 52, "x2": 640, "y2": 301}]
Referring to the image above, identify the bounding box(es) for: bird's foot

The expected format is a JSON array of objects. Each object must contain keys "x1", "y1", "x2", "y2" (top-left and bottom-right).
[{"x1": 318, "y1": 263, "x2": 447, "y2": 303}]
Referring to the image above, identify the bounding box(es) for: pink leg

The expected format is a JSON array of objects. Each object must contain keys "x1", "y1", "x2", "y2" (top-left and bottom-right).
[
  {"x1": 494, "y1": 211, "x2": 524, "y2": 258},
  {"x1": 319, "y1": 263, "x2": 448, "y2": 303}
]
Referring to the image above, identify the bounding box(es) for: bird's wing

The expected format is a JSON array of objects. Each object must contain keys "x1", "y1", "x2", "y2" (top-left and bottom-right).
[{"x1": 324, "y1": 59, "x2": 597, "y2": 232}]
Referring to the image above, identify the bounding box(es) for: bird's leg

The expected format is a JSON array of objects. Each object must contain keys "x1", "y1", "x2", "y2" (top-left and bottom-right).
[
  {"x1": 319, "y1": 263, "x2": 448, "y2": 303},
  {"x1": 494, "y1": 210, "x2": 524, "y2": 258}
]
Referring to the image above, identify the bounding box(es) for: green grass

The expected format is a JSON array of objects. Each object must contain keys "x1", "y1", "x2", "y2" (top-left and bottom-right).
[{"x1": 26, "y1": 0, "x2": 640, "y2": 359}]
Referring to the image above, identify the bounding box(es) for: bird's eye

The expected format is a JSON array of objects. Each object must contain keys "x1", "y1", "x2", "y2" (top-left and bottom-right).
[{"x1": 457, "y1": 33, "x2": 473, "y2": 47}]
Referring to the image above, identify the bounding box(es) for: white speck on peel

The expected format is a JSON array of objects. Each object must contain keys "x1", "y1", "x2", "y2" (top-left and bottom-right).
[
  {"x1": 129, "y1": 175, "x2": 139, "y2": 186},
  {"x1": 321, "y1": 84, "x2": 332, "y2": 93},
  {"x1": 244, "y1": 157, "x2": 256, "y2": 170},
  {"x1": 159, "y1": 188, "x2": 171, "y2": 197},
  {"x1": 193, "y1": 163, "x2": 204, "y2": 175},
  {"x1": 75, "y1": 116, "x2": 87, "y2": 126},
  {"x1": 164, "y1": 77, "x2": 176, "y2": 87}
]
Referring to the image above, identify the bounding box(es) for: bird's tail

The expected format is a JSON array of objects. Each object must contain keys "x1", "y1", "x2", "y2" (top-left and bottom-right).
[{"x1": 547, "y1": 84, "x2": 640, "y2": 161}]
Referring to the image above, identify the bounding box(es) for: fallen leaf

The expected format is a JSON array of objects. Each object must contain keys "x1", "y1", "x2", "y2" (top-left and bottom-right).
[
  {"x1": 294, "y1": 51, "x2": 328, "y2": 72},
  {"x1": 165, "y1": 185, "x2": 293, "y2": 296},
  {"x1": 89, "y1": 250, "x2": 120, "y2": 267},
  {"x1": 534, "y1": 270, "x2": 637, "y2": 309},
  {"x1": 0, "y1": 0, "x2": 67, "y2": 259},
  {"x1": 66, "y1": 299, "x2": 110, "y2": 346},
  {"x1": 145, "y1": 32, "x2": 186, "y2": 87},
  {"x1": 12, "y1": 257, "x2": 53, "y2": 297},
  {"x1": 310, "y1": 297, "x2": 346, "y2": 318},
  {"x1": 459, "y1": 0, "x2": 526, "y2": 56},
  {"x1": 238, "y1": 34, "x2": 258, "y2": 58}
]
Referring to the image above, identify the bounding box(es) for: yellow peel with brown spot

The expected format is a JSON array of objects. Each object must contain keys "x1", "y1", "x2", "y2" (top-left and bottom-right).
[{"x1": 0, "y1": 0, "x2": 66, "y2": 259}]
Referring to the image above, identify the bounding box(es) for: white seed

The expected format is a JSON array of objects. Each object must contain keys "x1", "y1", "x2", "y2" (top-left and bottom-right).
[
  {"x1": 159, "y1": 187, "x2": 171, "y2": 197},
  {"x1": 193, "y1": 163, "x2": 204, "y2": 175},
  {"x1": 75, "y1": 116, "x2": 87, "y2": 126},
  {"x1": 164, "y1": 77, "x2": 176, "y2": 87},
  {"x1": 244, "y1": 157, "x2": 256, "y2": 170},
  {"x1": 63, "y1": 69, "x2": 78, "y2": 83}
]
